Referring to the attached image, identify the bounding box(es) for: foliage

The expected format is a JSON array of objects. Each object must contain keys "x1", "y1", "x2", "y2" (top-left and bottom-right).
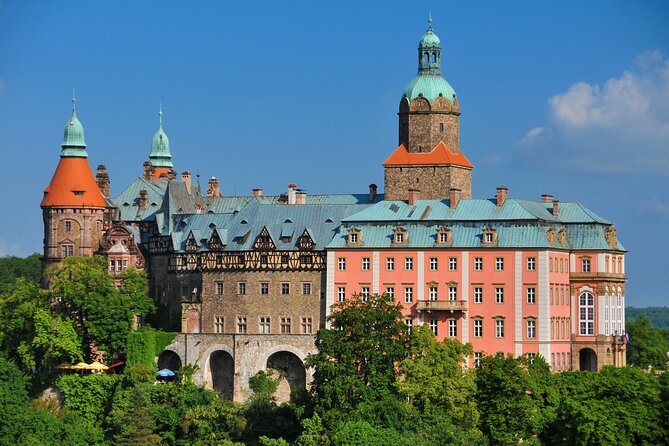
[
  {"x1": 0, "y1": 253, "x2": 41, "y2": 293},
  {"x1": 109, "y1": 385, "x2": 162, "y2": 445},
  {"x1": 126, "y1": 328, "x2": 157, "y2": 368},
  {"x1": 55, "y1": 373, "x2": 121, "y2": 426},
  {"x1": 626, "y1": 306, "x2": 669, "y2": 328},
  {"x1": 331, "y1": 420, "x2": 422, "y2": 446},
  {"x1": 155, "y1": 330, "x2": 178, "y2": 355},
  {"x1": 295, "y1": 414, "x2": 330, "y2": 446},
  {"x1": 626, "y1": 315, "x2": 669, "y2": 369}
]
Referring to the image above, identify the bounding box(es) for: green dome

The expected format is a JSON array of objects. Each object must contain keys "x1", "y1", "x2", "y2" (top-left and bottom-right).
[
  {"x1": 60, "y1": 104, "x2": 88, "y2": 158},
  {"x1": 403, "y1": 74, "x2": 457, "y2": 103},
  {"x1": 419, "y1": 28, "x2": 440, "y2": 47},
  {"x1": 149, "y1": 108, "x2": 173, "y2": 168}
]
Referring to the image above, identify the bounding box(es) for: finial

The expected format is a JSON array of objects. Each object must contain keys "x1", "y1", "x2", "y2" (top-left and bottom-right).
[
  {"x1": 428, "y1": 13, "x2": 432, "y2": 30},
  {"x1": 72, "y1": 88, "x2": 77, "y2": 113},
  {"x1": 159, "y1": 103, "x2": 163, "y2": 126}
]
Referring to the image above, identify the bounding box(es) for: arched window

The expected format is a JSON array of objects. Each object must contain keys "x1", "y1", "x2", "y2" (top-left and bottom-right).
[
  {"x1": 432, "y1": 52, "x2": 437, "y2": 63},
  {"x1": 579, "y1": 292, "x2": 595, "y2": 335},
  {"x1": 424, "y1": 52, "x2": 429, "y2": 64}
]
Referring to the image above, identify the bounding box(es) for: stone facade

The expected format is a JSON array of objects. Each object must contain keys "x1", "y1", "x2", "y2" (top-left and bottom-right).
[
  {"x1": 399, "y1": 96, "x2": 461, "y2": 153},
  {"x1": 384, "y1": 164, "x2": 472, "y2": 201}
]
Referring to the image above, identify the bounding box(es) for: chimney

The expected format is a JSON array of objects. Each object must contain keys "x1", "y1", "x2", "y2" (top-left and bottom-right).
[
  {"x1": 449, "y1": 188, "x2": 462, "y2": 208},
  {"x1": 252, "y1": 188, "x2": 263, "y2": 197},
  {"x1": 496, "y1": 186, "x2": 508, "y2": 206},
  {"x1": 167, "y1": 169, "x2": 177, "y2": 180},
  {"x1": 552, "y1": 200, "x2": 560, "y2": 216},
  {"x1": 288, "y1": 183, "x2": 297, "y2": 205},
  {"x1": 181, "y1": 171, "x2": 192, "y2": 195},
  {"x1": 139, "y1": 189, "x2": 148, "y2": 209},
  {"x1": 408, "y1": 188, "x2": 420, "y2": 205},
  {"x1": 207, "y1": 177, "x2": 221, "y2": 197},
  {"x1": 96, "y1": 165, "x2": 110, "y2": 197},
  {"x1": 278, "y1": 193, "x2": 288, "y2": 204},
  {"x1": 143, "y1": 162, "x2": 155, "y2": 181},
  {"x1": 296, "y1": 190, "x2": 307, "y2": 205},
  {"x1": 368, "y1": 183, "x2": 377, "y2": 203},
  {"x1": 541, "y1": 194, "x2": 553, "y2": 203}
]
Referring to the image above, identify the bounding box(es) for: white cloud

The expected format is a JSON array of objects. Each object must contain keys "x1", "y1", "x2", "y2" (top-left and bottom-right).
[{"x1": 516, "y1": 50, "x2": 669, "y2": 174}]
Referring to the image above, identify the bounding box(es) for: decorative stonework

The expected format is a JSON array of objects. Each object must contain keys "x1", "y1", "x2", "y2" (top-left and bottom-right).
[
  {"x1": 392, "y1": 227, "x2": 408, "y2": 246},
  {"x1": 346, "y1": 228, "x2": 363, "y2": 246}
]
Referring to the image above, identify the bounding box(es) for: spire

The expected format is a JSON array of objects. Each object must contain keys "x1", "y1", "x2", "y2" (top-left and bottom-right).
[
  {"x1": 418, "y1": 17, "x2": 441, "y2": 74},
  {"x1": 149, "y1": 104, "x2": 173, "y2": 168},
  {"x1": 60, "y1": 92, "x2": 88, "y2": 158},
  {"x1": 428, "y1": 12, "x2": 432, "y2": 30}
]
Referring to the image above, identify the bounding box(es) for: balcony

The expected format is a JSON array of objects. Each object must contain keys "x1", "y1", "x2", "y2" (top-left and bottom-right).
[{"x1": 417, "y1": 299, "x2": 468, "y2": 312}]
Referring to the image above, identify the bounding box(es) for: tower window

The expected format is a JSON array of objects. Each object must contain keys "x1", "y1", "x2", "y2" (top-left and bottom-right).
[
  {"x1": 65, "y1": 221, "x2": 72, "y2": 232},
  {"x1": 439, "y1": 122, "x2": 444, "y2": 132}
]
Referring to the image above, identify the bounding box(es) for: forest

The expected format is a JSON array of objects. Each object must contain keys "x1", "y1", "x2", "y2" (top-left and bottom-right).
[{"x1": 0, "y1": 254, "x2": 667, "y2": 445}]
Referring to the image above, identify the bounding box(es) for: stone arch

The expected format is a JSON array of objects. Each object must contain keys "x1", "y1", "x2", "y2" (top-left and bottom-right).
[
  {"x1": 256, "y1": 344, "x2": 308, "y2": 403},
  {"x1": 210, "y1": 350, "x2": 234, "y2": 400},
  {"x1": 157, "y1": 349, "x2": 182, "y2": 372},
  {"x1": 579, "y1": 348, "x2": 597, "y2": 372}
]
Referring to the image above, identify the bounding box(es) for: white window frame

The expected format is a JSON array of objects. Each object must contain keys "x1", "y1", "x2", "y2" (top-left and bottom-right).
[
  {"x1": 362, "y1": 257, "x2": 370, "y2": 271},
  {"x1": 405, "y1": 257, "x2": 413, "y2": 271},
  {"x1": 474, "y1": 319, "x2": 483, "y2": 338},
  {"x1": 404, "y1": 286, "x2": 413, "y2": 303},
  {"x1": 474, "y1": 257, "x2": 483, "y2": 271},
  {"x1": 495, "y1": 287, "x2": 504, "y2": 304},
  {"x1": 579, "y1": 292, "x2": 595, "y2": 335},
  {"x1": 474, "y1": 287, "x2": 483, "y2": 303}
]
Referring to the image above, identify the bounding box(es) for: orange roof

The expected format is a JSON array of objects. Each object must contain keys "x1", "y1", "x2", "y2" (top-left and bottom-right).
[
  {"x1": 41, "y1": 157, "x2": 106, "y2": 207},
  {"x1": 152, "y1": 167, "x2": 171, "y2": 180},
  {"x1": 383, "y1": 142, "x2": 474, "y2": 169}
]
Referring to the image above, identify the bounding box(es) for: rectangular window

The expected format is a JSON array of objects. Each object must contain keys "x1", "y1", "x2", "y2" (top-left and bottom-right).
[
  {"x1": 429, "y1": 257, "x2": 438, "y2": 271},
  {"x1": 65, "y1": 221, "x2": 72, "y2": 232},
  {"x1": 495, "y1": 257, "x2": 504, "y2": 271},
  {"x1": 62, "y1": 244, "x2": 74, "y2": 257},
  {"x1": 109, "y1": 260, "x2": 116, "y2": 272},
  {"x1": 527, "y1": 352, "x2": 537, "y2": 364},
  {"x1": 449, "y1": 257, "x2": 457, "y2": 271},
  {"x1": 439, "y1": 232, "x2": 449, "y2": 243},
  {"x1": 301, "y1": 317, "x2": 312, "y2": 334},
  {"x1": 429, "y1": 319, "x2": 438, "y2": 336},
  {"x1": 448, "y1": 319, "x2": 457, "y2": 337},
  {"x1": 428, "y1": 286, "x2": 438, "y2": 301},
  {"x1": 495, "y1": 319, "x2": 505, "y2": 338},
  {"x1": 237, "y1": 316, "x2": 247, "y2": 334},
  {"x1": 527, "y1": 287, "x2": 536, "y2": 304},
  {"x1": 238, "y1": 282, "x2": 247, "y2": 295},
  {"x1": 395, "y1": 232, "x2": 404, "y2": 244},
  {"x1": 385, "y1": 286, "x2": 394, "y2": 299},
  {"x1": 474, "y1": 351, "x2": 482, "y2": 368},
  {"x1": 560, "y1": 259, "x2": 564, "y2": 273},
  {"x1": 181, "y1": 285, "x2": 189, "y2": 297},
  {"x1": 281, "y1": 283, "x2": 290, "y2": 295},
  {"x1": 280, "y1": 317, "x2": 291, "y2": 334},
  {"x1": 474, "y1": 287, "x2": 483, "y2": 303},
  {"x1": 361, "y1": 287, "x2": 370, "y2": 301},
  {"x1": 405, "y1": 257, "x2": 413, "y2": 271},
  {"x1": 474, "y1": 257, "x2": 483, "y2": 271},
  {"x1": 302, "y1": 282, "x2": 312, "y2": 295},
  {"x1": 448, "y1": 286, "x2": 457, "y2": 301},
  {"x1": 337, "y1": 287, "x2": 346, "y2": 303},
  {"x1": 338, "y1": 257, "x2": 346, "y2": 271},
  {"x1": 549, "y1": 258, "x2": 553, "y2": 272},
  {"x1": 350, "y1": 232, "x2": 358, "y2": 243},
  {"x1": 386, "y1": 257, "x2": 395, "y2": 271},
  {"x1": 215, "y1": 316, "x2": 224, "y2": 333},
  {"x1": 579, "y1": 293, "x2": 595, "y2": 335},
  {"x1": 260, "y1": 282, "x2": 269, "y2": 295},
  {"x1": 405, "y1": 318, "x2": 413, "y2": 334},
  {"x1": 259, "y1": 316, "x2": 271, "y2": 334},
  {"x1": 404, "y1": 287, "x2": 413, "y2": 303},
  {"x1": 362, "y1": 257, "x2": 370, "y2": 271},
  {"x1": 474, "y1": 319, "x2": 483, "y2": 337},
  {"x1": 527, "y1": 319, "x2": 536, "y2": 338},
  {"x1": 581, "y1": 259, "x2": 590, "y2": 272},
  {"x1": 527, "y1": 257, "x2": 536, "y2": 271},
  {"x1": 495, "y1": 287, "x2": 504, "y2": 304}
]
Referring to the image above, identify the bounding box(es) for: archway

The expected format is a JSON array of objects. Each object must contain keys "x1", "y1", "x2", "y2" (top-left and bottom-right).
[
  {"x1": 210, "y1": 350, "x2": 234, "y2": 400},
  {"x1": 157, "y1": 350, "x2": 182, "y2": 372},
  {"x1": 266, "y1": 351, "x2": 306, "y2": 403},
  {"x1": 579, "y1": 348, "x2": 597, "y2": 372}
]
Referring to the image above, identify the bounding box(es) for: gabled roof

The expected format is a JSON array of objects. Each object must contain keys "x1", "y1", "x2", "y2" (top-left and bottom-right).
[
  {"x1": 383, "y1": 142, "x2": 473, "y2": 169},
  {"x1": 41, "y1": 158, "x2": 106, "y2": 207}
]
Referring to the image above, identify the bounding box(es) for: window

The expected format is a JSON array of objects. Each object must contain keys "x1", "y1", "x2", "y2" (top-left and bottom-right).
[
  {"x1": 495, "y1": 257, "x2": 504, "y2": 271},
  {"x1": 485, "y1": 232, "x2": 493, "y2": 243},
  {"x1": 260, "y1": 282, "x2": 269, "y2": 295},
  {"x1": 527, "y1": 257, "x2": 536, "y2": 271},
  {"x1": 260, "y1": 255, "x2": 268, "y2": 264},
  {"x1": 448, "y1": 319, "x2": 457, "y2": 337},
  {"x1": 337, "y1": 287, "x2": 346, "y2": 302},
  {"x1": 495, "y1": 287, "x2": 504, "y2": 304},
  {"x1": 559, "y1": 259, "x2": 564, "y2": 272},
  {"x1": 61, "y1": 244, "x2": 74, "y2": 257},
  {"x1": 302, "y1": 282, "x2": 312, "y2": 295},
  {"x1": 350, "y1": 232, "x2": 358, "y2": 243},
  {"x1": 527, "y1": 319, "x2": 536, "y2": 338},
  {"x1": 429, "y1": 257, "x2": 438, "y2": 271},
  {"x1": 581, "y1": 259, "x2": 590, "y2": 272},
  {"x1": 395, "y1": 232, "x2": 404, "y2": 244},
  {"x1": 281, "y1": 283, "x2": 290, "y2": 295},
  {"x1": 385, "y1": 286, "x2": 394, "y2": 299},
  {"x1": 280, "y1": 317, "x2": 291, "y2": 334},
  {"x1": 448, "y1": 257, "x2": 458, "y2": 271},
  {"x1": 361, "y1": 287, "x2": 370, "y2": 301},
  {"x1": 527, "y1": 287, "x2": 536, "y2": 304},
  {"x1": 579, "y1": 292, "x2": 595, "y2": 335},
  {"x1": 237, "y1": 316, "x2": 247, "y2": 334},
  {"x1": 259, "y1": 316, "x2": 271, "y2": 334},
  {"x1": 429, "y1": 319, "x2": 438, "y2": 336},
  {"x1": 527, "y1": 352, "x2": 537, "y2": 364},
  {"x1": 495, "y1": 319, "x2": 505, "y2": 338},
  {"x1": 216, "y1": 281, "x2": 224, "y2": 295},
  {"x1": 474, "y1": 287, "x2": 483, "y2": 303},
  {"x1": 405, "y1": 257, "x2": 413, "y2": 271},
  {"x1": 429, "y1": 286, "x2": 438, "y2": 301},
  {"x1": 362, "y1": 257, "x2": 370, "y2": 271},
  {"x1": 238, "y1": 282, "x2": 247, "y2": 295},
  {"x1": 338, "y1": 257, "x2": 346, "y2": 271},
  {"x1": 438, "y1": 230, "x2": 450, "y2": 244},
  {"x1": 474, "y1": 352, "x2": 482, "y2": 368},
  {"x1": 215, "y1": 316, "x2": 224, "y2": 333},
  {"x1": 448, "y1": 285, "x2": 457, "y2": 301},
  {"x1": 386, "y1": 257, "x2": 395, "y2": 271},
  {"x1": 405, "y1": 318, "x2": 413, "y2": 334},
  {"x1": 439, "y1": 122, "x2": 444, "y2": 132},
  {"x1": 474, "y1": 257, "x2": 483, "y2": 271},
  {"x1": 474, "y1": 319, "x2": 483, "y2": 337},
  {"x1": 549, "y1": 258, "x2": 553, "y2": 272},
  {"x1": 181, "y1": 286, "x2": 189, "y2": 297},
  {"x1": 404, "y1": 287, "x2": 413, "y2": 303},
  {"x1": 301, "y1": 317, "x2": 312, "y2": 334},
  {"x1": 109, "y1": 260, "x2": 116, "y2": 272},
  {"x1": 65, "y1": 220, "x2": 72, "y2": 232}
]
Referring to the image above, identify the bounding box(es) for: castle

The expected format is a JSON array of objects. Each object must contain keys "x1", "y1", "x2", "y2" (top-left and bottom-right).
[{"x1": 41, "y1": 21, "x2": 627, "y2": 402}]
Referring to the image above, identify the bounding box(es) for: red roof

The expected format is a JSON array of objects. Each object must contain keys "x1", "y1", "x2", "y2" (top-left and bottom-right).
[
  {"x1": 41, "y1": 157, "x2": 106, "y2": 207},
  {"x1": 383, "y1": 142, "x2": 473, "y2": 169}
]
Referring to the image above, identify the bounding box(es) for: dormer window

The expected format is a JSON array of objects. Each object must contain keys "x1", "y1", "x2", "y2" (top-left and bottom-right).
[
  {"x1": 546, "y1": 227, "x2": 556, "y2": 244},
  {"x1": 435, "y1": 227, "x2": 452, "y2": 246},
  {"x1": 393, "y1": 228, "x2": 408, "y2": 245},
  {"x1": 347, "y1": 228, "x2": 362, "y2": 246},
  {"x1": 605, "y1": 226, "x2": 617, "y2": 249},
  {"x1": 557, "y1": 228, "x2": 567, "y2": 246},
  {"x1": 481, "y1": 227, "x2": 497, "y2": 246}
]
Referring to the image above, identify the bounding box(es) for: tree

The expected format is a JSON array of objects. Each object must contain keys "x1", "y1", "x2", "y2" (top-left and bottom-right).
[
  {"x1": 305, "y1": 293, "x2": 408, "y2": 422},
  {"x1": 110, "y1": 385, "x2": 162, "y2": 446},
  {"x1": 0, "y1": 253, "x2": 41, "y2": 293},
  {"x1": 626, "y1": 315, "x2": 668, "y2": 369}
]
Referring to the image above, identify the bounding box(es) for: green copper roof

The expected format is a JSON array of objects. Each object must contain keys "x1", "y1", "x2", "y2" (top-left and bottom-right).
[
  {"x1": 403, "y1": 18, "x2": 457, "y2": 104},
  {"x1": 60, "y1": 97, "x2": 88, "y2": 158},
  {"x1": 149, "y1": 106, "x2": 173, "y2": 168}
]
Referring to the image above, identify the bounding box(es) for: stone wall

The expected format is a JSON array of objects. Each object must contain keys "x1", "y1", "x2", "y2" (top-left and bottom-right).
[
  {"x1": 384, "y1": 165, "x2": 472, "y2": 201},
  {"x1": 398, "y1": 97, "x2": 461, "y2": 152}
]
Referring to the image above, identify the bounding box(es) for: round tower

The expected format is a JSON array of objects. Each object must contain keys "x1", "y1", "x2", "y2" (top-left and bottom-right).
[{"x1": 41, "y1": 98, "x2": 107, "y2": 284}]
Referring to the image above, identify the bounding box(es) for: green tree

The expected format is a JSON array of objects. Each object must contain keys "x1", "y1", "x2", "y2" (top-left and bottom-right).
[
  {"x1": 17, "y1": 307, "x2": 82, "y2": 370},
  {"x1": 0, "y1": 253, "x2": 41, "y2": 292},
  {"x1": 626, "y1": 315, "x2": 669, "y2": 369},
  {"x1": 110, "y1": 385, "x2": 162, "y2": 446}
]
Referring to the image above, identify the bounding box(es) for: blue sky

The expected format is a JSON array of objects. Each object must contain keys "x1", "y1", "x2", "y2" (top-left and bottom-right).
[{"x1": 0, "y1": 1, "x2": 667, "y2": 306}]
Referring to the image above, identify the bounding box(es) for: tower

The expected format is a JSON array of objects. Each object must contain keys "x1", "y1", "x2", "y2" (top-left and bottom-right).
[
  {"x1": 145, "y1": 105, "x2": 174, "y2": 181},
  {"x1": 41, "y1": 98, "x2": 107, "y2": 283},
  {"x1": 384, "y1": 18, "x2": 473, "y2": 201}
]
